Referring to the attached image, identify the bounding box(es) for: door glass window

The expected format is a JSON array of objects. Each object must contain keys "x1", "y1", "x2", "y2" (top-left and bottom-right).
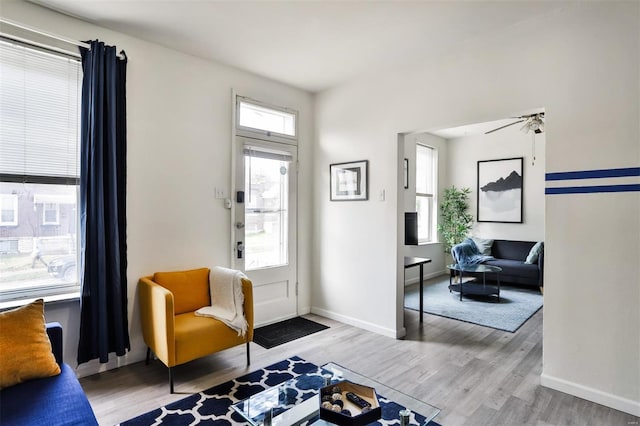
[{"x1": 244, "y1": 149, "x2": 290, "y2": 270}]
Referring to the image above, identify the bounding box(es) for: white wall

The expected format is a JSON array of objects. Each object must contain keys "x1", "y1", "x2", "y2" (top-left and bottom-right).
[
  {"x1": 447, "y1": 124, "x2": 546, "y2": 242},
  {"x1": 2, "y1": 1, "x2": 314, "y2": 377},
  {"x1": 313, "y1": 2, "x2": 639, "y2": 416}
]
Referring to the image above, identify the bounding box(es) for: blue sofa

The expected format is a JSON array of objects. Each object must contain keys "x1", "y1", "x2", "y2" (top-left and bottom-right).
[
  {"x1": 0, "y1": 323, "x2": 98, "y2": 426},
  {"x1": 452, "y1": 239, "x2": 544, "y2": 288}
]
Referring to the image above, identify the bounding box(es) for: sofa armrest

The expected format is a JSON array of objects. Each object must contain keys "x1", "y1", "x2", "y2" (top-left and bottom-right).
[
  {"x1": 538, "y1": 247, "x2": 544, "y2": 287},
  {"x1": 138, "y1": 276, "x2": 176, "y2": 367},
  {"x1": 46, "y1": 322, "x2": 63, "y2": 364}
]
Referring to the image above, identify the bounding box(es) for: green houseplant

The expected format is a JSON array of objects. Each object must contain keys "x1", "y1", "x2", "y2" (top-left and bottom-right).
[{"x1": 438, "y1": 186, "x2": 473, "y2": 253}]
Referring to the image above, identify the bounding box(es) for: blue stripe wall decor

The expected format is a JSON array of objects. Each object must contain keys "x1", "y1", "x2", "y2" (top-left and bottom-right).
[{"x1": 545, "y1": 167, "x2": 640, "y2": 195}]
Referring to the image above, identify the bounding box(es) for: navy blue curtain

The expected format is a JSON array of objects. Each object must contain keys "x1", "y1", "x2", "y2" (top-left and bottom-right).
[{"x1": 77, "y1": 40, "x2": 130, "y2": 364}]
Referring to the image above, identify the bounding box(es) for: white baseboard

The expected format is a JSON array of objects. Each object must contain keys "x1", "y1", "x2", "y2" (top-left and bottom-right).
[
  {"x1": 297, "y1": 305, "x2": 311, "y2": 316},
  {"x1": 75, "y1": 347, "x2": 147, "y2": 379},
  {"x1": 404, "y1": 269, "x2": 448, "y2": 286},
  {"x1": 310, "y1": 306, "x2": 405, "y2": 339},
  {"x1": 541, "y1": 373, "x2": 640, "y2": 417}
]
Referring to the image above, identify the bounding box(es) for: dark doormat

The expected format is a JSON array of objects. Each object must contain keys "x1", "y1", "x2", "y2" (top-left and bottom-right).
[{"x1": 253, "y1": 317, "x2": 329, "y2": 349}]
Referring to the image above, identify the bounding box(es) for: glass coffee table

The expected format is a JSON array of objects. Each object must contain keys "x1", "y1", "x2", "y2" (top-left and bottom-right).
[
  {"x1": 448, "y1": 263, "x2": 502, "y2": 301},
  {"x1": 232, "y1": 362, "x2": 440, "y2": 425}
]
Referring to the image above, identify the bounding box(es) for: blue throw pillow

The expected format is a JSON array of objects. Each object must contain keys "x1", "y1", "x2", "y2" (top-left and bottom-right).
[{"x1": 525, "y1": 242, "x2": 544, "y2": 264}]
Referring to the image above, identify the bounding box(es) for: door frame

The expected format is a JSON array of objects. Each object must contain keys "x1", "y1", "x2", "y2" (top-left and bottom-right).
[{"x1": 230, "y1": 91, "x2": 299, "y2": 325}]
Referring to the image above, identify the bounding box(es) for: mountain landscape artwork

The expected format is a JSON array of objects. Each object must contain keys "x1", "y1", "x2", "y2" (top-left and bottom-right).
[{"x1": 477, "y1": 157, "x2": 523, "y2": 223}]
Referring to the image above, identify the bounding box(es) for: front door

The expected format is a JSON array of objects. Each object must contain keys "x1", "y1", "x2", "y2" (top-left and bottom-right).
[{"x1": 234, "y1": 138, "x2": 297, "y2": 326}]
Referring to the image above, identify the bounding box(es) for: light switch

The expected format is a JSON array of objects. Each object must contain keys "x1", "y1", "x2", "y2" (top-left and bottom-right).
[
  {"x1": 379, "y1": 189, "x2": 385, "y2": 201},
  {"x1": 215, "y1": 187, "x2": 226, "y2": 199}
]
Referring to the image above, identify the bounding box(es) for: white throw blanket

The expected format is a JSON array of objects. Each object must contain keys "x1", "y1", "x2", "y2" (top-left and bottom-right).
[{"x1": 195, "y1": 267, "x2": 248, "y2": 336}]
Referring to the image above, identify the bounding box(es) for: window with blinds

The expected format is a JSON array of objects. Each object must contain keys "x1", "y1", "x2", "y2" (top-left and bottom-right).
[
  {"x1": 0, "y1": 37, "x2": 82, "y2": 301},
  {"x1": 416, "y1": 144, "x2": 437, "y2": 243}
]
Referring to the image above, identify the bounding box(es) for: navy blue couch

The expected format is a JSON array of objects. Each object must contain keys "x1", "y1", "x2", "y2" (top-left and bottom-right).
[
  {"x1": 483, "y1": 240, "x2": 544, "y2": 287},
  {"x1": 453, "y1": 239, "x2": 544, "y2": 288},
  {"x1": 0, "y1": 322, "x2": 98, "y2": 426}
]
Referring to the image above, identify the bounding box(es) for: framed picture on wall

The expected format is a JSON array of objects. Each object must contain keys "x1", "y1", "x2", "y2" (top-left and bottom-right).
[
  {"x1": 330, "y1": 160, "x2": 368, "y2": 201},
  {"x1": 477, "y1": 157, "x2": 523, "y2": 223}
]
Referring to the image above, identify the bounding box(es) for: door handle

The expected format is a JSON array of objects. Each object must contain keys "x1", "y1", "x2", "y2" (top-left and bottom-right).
[{"x1": 236, "y1": 241, "x2": 244, "y2": 259}]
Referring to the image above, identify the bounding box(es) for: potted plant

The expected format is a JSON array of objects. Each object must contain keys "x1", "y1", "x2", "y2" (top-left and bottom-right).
[{"x1": 438, "y1": 186, "x2": 473, "y2": 254}]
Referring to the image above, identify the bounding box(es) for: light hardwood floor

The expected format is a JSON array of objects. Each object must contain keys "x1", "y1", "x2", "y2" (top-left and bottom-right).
[{"x1": 80, "y1": 291, "x2": 639, "y2": 425}]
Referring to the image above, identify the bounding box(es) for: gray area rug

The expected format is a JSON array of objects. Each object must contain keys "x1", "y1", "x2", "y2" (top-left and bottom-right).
[{"x1": 404, "y1": 276, "x2": 542, "y2": 332}]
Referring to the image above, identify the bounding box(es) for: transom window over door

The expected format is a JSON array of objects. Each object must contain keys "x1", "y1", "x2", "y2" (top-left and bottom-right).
[
  {"x1": 416, "y1": 144, "x2": 437, "y2": 243},
  {"x1": 236, "y1": 96, "x2": 297, "y2": 141}
]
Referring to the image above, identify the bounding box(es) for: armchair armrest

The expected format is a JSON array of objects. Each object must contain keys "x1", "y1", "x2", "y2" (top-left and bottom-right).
[
  {"x1": 241, "y1": 278, "x2": 254, "y2": 341},
  {"x1": 138, "y1": 276, "x2": 176, "y2": 366}
]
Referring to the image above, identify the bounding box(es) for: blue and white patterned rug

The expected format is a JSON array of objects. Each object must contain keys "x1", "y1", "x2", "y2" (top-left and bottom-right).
[{"x1": 120, "y1": 356, "x2": 440, "y2": 425}]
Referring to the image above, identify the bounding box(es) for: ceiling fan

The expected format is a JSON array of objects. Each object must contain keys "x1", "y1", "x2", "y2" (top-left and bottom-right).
[{"x1": 485, "y1": 112, "x2": 545, "y2": 135}]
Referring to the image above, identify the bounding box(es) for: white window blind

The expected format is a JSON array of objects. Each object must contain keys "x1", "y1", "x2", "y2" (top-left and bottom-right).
[
  {"x1": 416, "y1": 144, "x2": 434, "y2": 196},
  {"x1": 243, "y1": 145, "x2": 293, "y2": 162},
  {"x1": 0, "y1": 38, "x2": 81, "y2": 182},
  {"x1": 416, "y1": 144, "x2": 436, "y2": 243}
]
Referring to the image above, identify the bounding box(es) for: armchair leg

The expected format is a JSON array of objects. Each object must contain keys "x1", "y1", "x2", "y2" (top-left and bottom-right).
[
  {"x1": 169, "y1": 367, "x2": 174, "y2": 394},
  {"x1": 246, "y1": 341, "x2": 251, "y2": 366},
  {"x1": 146, "y1": 347, "x2": 151, "y2": 365}
]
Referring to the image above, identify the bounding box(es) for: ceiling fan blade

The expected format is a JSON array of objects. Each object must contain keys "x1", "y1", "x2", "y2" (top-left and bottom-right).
[{"x1": 485, "y1": 119, "x2": 525, "y2": 134}]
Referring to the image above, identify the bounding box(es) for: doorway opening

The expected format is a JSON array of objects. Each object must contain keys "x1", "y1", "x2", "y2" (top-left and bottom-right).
[{"x1": 397, "y1": 109, "x2": 546, "y2": 334}]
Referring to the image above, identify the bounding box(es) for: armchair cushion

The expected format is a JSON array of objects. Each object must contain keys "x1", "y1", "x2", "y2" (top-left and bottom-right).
[
  {"x1": 0, "y1": 299, "x2": 60, "y2": 389},
  {"x1": 174, "y1": 313, "x2": 250, "y2": 365},
  {"x1": 153, "y1": 268, "x2": 210, "y2": 314}
]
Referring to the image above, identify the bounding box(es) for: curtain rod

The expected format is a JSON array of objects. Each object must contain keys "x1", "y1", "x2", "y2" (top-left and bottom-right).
[{"x1": 0, "y1": 17, "x2": 90, "y2": 49}]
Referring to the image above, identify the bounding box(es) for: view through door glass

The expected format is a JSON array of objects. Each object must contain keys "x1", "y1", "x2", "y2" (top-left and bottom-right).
[{"x1": 244, "y1": 154, "x2": 289, "y2": 270}]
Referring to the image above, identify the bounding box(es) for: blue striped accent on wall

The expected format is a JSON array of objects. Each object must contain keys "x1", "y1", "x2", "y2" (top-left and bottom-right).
[
  {"x1": 546, "y1": 167, "x2": 640, "y2": 181},
  {"x1": 545, "y1": 167, "x2": 640, "y2": 195},
  {"x1": 546, "y1": 184, "x2": 640, "y2": 195}
]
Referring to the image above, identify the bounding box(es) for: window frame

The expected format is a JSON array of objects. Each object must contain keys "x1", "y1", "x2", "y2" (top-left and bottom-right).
[
  {"x1": 415, "y1": 144, "x2": 437, "y2": 244},
  {"x1": 0, "y1": 35, "x2": 82, "y2": 302}
]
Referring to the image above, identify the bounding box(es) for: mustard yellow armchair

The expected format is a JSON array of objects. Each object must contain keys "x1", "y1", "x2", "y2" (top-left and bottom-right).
[{"x1": 138, "y1": 267, "x2": 254, "y2": 393}]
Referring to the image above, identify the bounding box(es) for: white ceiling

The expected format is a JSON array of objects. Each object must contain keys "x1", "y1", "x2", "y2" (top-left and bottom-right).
[{"x1": 30, "y1": 0, "x2": 562, "y2": 93}]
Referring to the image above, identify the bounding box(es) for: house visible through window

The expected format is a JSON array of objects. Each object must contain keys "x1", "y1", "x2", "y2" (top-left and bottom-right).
[
  {"x1": 0, "y1": 37, "x2": 82, "y2": 301},
  {"x1": 415, "y1": 144, "x2": 437, "y2": 243}
]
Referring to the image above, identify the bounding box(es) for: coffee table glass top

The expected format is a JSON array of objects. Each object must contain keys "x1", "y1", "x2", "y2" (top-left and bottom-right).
[
  {"x1": 232, "y1": 362, "x2": 440, "y2": 425},
  {"x1": 448, "y1": 263, "x2": 502, "y2": 273}
]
